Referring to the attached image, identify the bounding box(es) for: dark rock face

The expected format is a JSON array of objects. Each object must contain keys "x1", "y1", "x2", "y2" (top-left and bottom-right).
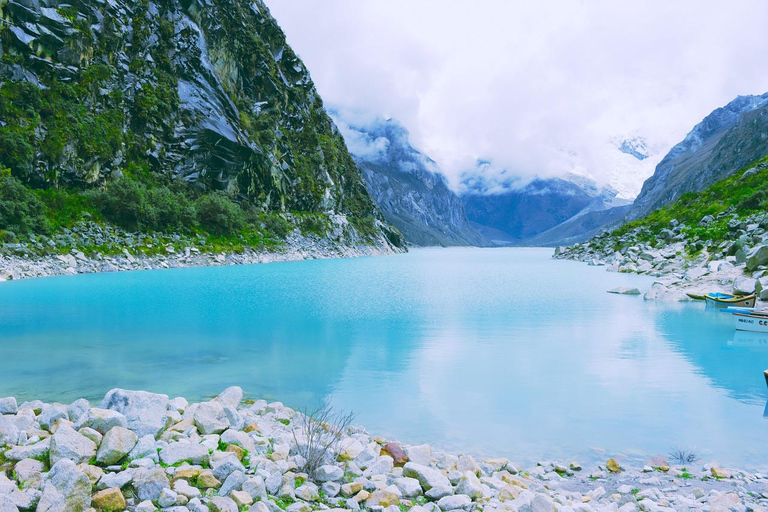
[
  {"x1": 0, "y1": 0, "x2": 380, "y2": 219},
  {"x1": 338, "y1": 117, "x2": 487, "y2": 247},
  {"x1": 629, "y1": 93, "x2": 768, "y2": 220}
]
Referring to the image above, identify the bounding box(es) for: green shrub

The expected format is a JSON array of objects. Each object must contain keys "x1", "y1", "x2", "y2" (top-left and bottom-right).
[
  {"x1": 0, "y1": 175, "x2": 50, "y2": 234},
  {"x1": 195, "y1": 192, "x2": 246, "y2": 235}
]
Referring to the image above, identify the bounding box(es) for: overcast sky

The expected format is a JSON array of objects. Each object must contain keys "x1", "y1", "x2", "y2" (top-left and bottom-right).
[{"x1": 264, "y1": 0, "x2": 768, "y2": 194}]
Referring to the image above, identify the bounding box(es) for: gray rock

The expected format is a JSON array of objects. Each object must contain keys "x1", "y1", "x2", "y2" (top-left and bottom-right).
[
  {"x1": 734, "y1": 276, "x2": 757, "y2": 295},
  {"x1": 193, "y1": 401, "x2": 229, "y2": 435},
  {"x1": 424, "y1": 484, "x2": 453, "y2": 499},
  {"x1": 0, "y1": 415, "x2": 19, "y2": 445},
  {"x1": 316, "y1": 464, "x2": 344, "y2": 482},
  {"x1": 394, "y1": 477, "x2": 422, "y2": 497},
  {"x1": 405, "y1": 445, "x2": 432, "y2": 466},
  {"x1": 168, "y1": 397, "x2": 189, "y2": 413},
  {"x1": 242, "y1": 476, "x2": 267, "y2": 500},
  {"x1": 0, "y1": 398, "x2": 18, "y2": 415},
  {"x1": 0, "y1": 496, "x2": 19, "y2": 512},
  {"x1": 437, "y1": 494, "x2": 471, "y2": 510},
  {"x1": 66, "y1": 399, "x2": 89, "y2": 423},
  {"x1": 5, "y1": 438, "x2": 50, "y2": 461},
  {"x1": 78, "y1": 427, "x2": 102, "y2": 445},
  {"x1": 402, "y1": 462, "x2": 451, "y2": 491},
  {"x1": 36, "y1": 459, "x2": 91, "y2": 512},
  {"x1": 128, "y1": 434, "x2": 159, "y2": 462},
  {"x1": 96, "y1": 426, "x2": 138, "y2": 465},
  {"x1": 220, "y1": 428, "x2": 255, "y2": 454},
  {"x1": 158, "y1": 487, "x2": 178, "y2": 508},
  {"x1": 219, "y1": 470, "x2": 247, "y2": 496},
  {"x1": 95, "y1": 470, "x2": 133, "y2": 491},
  {"x1": 214, "y1": 387, "x2": 244, "y2": 409},
  {"x1": 295, "y1": 482, "x2": 320, "y2": 501},
  {"x1": 13, "y1": 458, "x2": 45, "y2": 489},
  {"x1": 74, "y1": 408, "x2": 128, "y2": 434},
  {"x1": 747, "y1": 245, "x2": 768, "y2": 271},
  {"x1": 208, "y1": 496, "x2": 238, "y2": 512},
  {"x1": 757, "y1": 276, "x2": 768, "y2": 300},
  {"x1": 49, "y1": 425, "x2": 97, "y2": 465},
  {"x1": 160, "y1": 441, "x2": 210, "y2": 466},
  {"x1": 321, "y1": 481, "x2": 341, "y2": 498},
  {"x1": 608, "y1": 286, "x2": 641, "y2": 295},
  {"x1": 455, "y1": 472, "x2": 483, "y2": 499},
  {"x1": 212, "y1": 455, "x2": 246, "y2": 482},
  {"x1": 38, "y1": 405, "x2": 68, "y2": 432},
  {"x1": 133, "y1": 467, "x2": 170, "y2": 502},
  {"x1": 100, "y1": 389, "x2": 170, "y2": 438}
]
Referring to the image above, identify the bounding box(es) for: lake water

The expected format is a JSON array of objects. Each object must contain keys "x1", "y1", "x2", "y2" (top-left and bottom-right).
[{"x1": 1, "y1": 247, "x2": 766, "y2": 468}]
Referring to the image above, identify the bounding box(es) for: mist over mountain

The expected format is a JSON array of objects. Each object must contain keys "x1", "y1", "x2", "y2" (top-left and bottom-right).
[{"x1": 333, "y1": 115, "x2": 488, "y2": 247}]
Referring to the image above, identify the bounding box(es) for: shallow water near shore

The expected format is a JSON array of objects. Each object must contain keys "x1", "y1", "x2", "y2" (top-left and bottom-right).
[{"x1": 1, "y1": 247, "x2": 766, "y2": 468}]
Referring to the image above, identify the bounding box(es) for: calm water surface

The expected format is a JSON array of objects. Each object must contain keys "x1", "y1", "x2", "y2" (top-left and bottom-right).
[{"x1": 1, "y1": 248, "x2": 766, "y2": 467}]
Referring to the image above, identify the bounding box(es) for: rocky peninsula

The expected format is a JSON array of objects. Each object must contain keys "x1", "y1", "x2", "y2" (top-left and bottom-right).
[
  {"x1": 556, "y1": 209, "x2": 768, "y2": 303},
  {"x1": 0, "y1": 388, "x2": 766, "y2": 512},
  {"x1": 0, "y1": 217, "x2": 403, "y2": 283}
]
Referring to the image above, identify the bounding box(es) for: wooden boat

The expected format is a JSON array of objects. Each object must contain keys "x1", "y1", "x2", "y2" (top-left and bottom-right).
[
  {"x1": 686, "y1": 292, "x2": 707, "y2": 301},
  {"x1": 705, "y1": 293, "x2": 756, "y2": 309},
  {"x1": 733, "y1": 312, "x2": 768, "y2": 333}
]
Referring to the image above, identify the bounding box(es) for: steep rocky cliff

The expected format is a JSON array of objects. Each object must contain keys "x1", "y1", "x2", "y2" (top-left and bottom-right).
[
  {"x1": 629, "y1": 93, "x2": 768, "y2": 220},
  {"x1": 0, "y1": 0, "x2": 403, "y2": 249},
  {"x1": 335, "y1": 116, "x2": 487, "y2": 247}
]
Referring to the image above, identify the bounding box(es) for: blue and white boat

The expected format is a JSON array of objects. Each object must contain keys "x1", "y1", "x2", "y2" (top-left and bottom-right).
[{"x1": 734, "y1": 310, "x2": 768, "y2": 333}]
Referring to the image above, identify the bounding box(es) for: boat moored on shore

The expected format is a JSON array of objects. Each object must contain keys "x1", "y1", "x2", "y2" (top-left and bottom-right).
[
  {"x1": 706, "y1": 293, "x2": 756, "y2": 309},
  {"x1": 734, "y1": 311, "x2": 768, "y2": 333}
]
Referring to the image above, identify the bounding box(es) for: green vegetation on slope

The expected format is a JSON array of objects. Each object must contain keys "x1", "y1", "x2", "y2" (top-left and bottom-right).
[
  {"x1": 0, "y1": 0, "x2": 404, "y2": 253},
  {"x1": 605, "y1": 155, "x2": 768, "y2": 250}
]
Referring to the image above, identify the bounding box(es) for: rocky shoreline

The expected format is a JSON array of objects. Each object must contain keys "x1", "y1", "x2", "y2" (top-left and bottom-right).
[
  {"x1": 555, "y1": 210, "x2": 768, "y2": 303},
  {"x1": 0, "y1": 219, "x2": 403, "y2": 283},
  {"x1": 0, "y1": 388, "x2": 766, "y2": 512}
]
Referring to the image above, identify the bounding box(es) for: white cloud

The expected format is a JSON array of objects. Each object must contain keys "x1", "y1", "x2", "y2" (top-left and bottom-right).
[{"x1": 264, "y1": 0, "x2": 768, "y2": 196}]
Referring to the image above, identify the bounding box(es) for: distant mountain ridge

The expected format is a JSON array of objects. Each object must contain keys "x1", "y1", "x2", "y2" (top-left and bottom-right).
[
  {"x1": 335, "y1": 116, "x2": 488, "y2": 247},
  {"x1": 629, "y1": 93, "x2": 768, "y2": 220},
  {"x1": 460, "y1": 173, "x2": 616, "y2": 245}
]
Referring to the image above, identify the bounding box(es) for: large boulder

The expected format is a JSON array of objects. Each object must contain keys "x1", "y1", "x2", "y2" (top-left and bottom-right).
[
  {"x1": 757, "y1": 276, "x2": 768, "y2": 300},
  {"x1": 193, "y1": 401, "x2": 229, "y2": 435},
  {"x1": 159, "y1": 441, "x2": 210, "y2": 466},
  {"x1": 402, "y1": 462, "x2": 451, "y2": 491},
  {"x1": 746, "y1": 245, "x2": 768, "y2": 271},
  {"x1": 0, "y1": 415, "x2": 20, "y2": 445},
  {"x1": 214, "y1": 387, "x2": 244, "y2": 409},
  {"x1": 91, "y1": 488, "x2": 126, "y2": 511},
  {"x1": 36, "y1": 460, "x2": 91, "y2": 512},
  {"x1": 0, "y1": 398, "x2": 18, "y2": 415},
  {"x1": 733, "y1": 276, "x2": 757, "y2": 295},
  {"x1": 133, "y1": 467, "x2": 170, "y2": 502},
  {"x1": 49, "y1": 425, "x2": 97, "y2": 466},
  {"x1": 100, "y1": 389, "x2": 170, "y2": 438},
  {"x1": 74, "y1": 408, "x2": 128, "y2": 435},
  {"x1": 96, "y1": 426, "x2": 138, "y2": 465},
  {"x1": 0, "y1": 495, "x2": 19, "y2": 512}
]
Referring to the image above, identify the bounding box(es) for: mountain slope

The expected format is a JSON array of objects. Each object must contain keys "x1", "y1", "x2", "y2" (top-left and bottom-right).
[
  {"x1": 629, "y1": 93, "x2": 768, "y2": 220},
  {"x1": 0, "y1": 0, "x2": 403, "y2": 251},
  {"x1": 336, "y1": 117, "x2": 487, "y2": 247},
  {"x1": 460, "y1": 177, "x2": 600, "y2": 244}
]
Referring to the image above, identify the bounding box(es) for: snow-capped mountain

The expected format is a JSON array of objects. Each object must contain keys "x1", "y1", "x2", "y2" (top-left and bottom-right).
[{"x1": 332, "y1": 114, "x2": 488, "y2": 247}]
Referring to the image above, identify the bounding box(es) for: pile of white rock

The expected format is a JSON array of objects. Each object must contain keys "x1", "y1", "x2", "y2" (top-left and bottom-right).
[
  {"x1": 0, "y1": 216, "x2": 401, "y2": 283},
  {"x1": 1, "y1": 388, "x2": 766, "y2": 512},
  {"x1": 555, "y1": 211, "x2": 768, "y2": 302}
]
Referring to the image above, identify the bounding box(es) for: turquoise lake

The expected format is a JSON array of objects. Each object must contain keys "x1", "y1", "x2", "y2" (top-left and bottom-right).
[{"x1": 1, "y1": 247, "x2": 767, "y2": 468}]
